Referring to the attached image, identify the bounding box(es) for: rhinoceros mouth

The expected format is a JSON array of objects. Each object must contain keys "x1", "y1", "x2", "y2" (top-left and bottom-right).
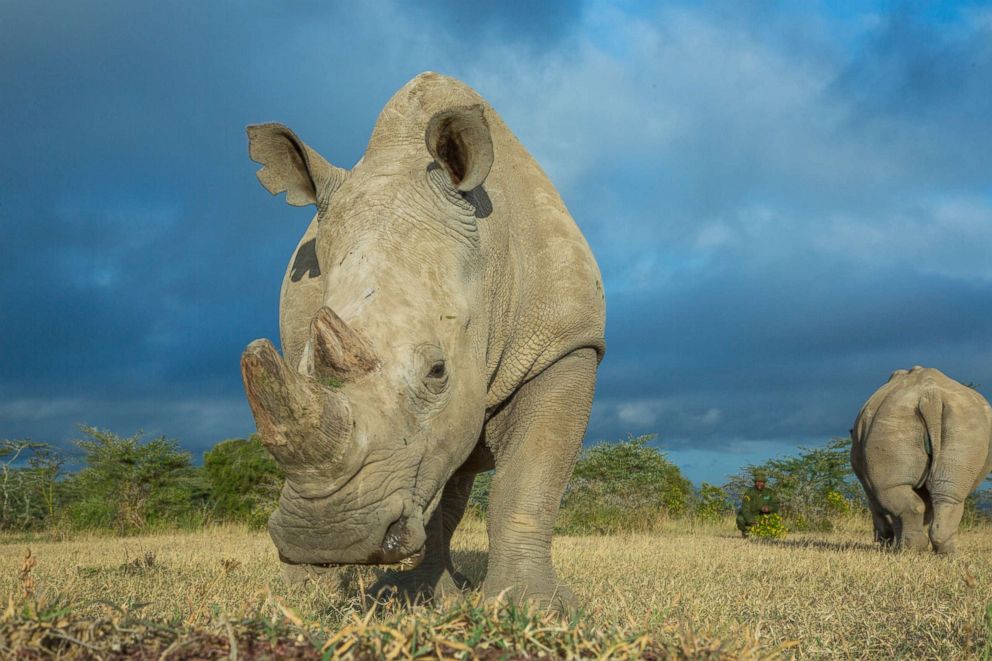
[
  {"x1": 273, "y1": 513, "x2": 427, "y2": 568},
  {"x1": 278, "y1": 548, "x2": 425, "y2": 568},
  {"x1": 278, "y1": 552, "x2": 340, "y2": 569}
]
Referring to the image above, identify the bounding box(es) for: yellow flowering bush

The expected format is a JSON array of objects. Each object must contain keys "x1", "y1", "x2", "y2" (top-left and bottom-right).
[
  {"x1": 825, "y1": 490, "x2": 850, "y2": 515},
  {"x1": 749, "y1": 513, "x2": 788, "y2": 539}
]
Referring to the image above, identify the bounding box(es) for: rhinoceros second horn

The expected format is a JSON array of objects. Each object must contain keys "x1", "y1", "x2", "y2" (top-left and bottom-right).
[{"x1": 308, "y1": 306, "x2": 378, "y2": 381}]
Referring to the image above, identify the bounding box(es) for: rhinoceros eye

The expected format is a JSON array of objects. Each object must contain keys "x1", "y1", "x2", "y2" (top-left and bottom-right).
[
  {"x1": 423, "y1": 359, "x2": 448, "y2": 396},
  {"x1": 414, "y1": 345, "x2": 449, "y2": 398}
]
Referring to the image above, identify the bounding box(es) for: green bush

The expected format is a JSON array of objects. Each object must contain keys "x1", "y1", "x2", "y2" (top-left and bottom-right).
[
  {"x1": 557, "y1": 435, "x2": 693, "y2": 534},
  {"x1": 695, "y1": 482, "x2": 733, "y2": 522},
  {"x1": 62, "y1": 495, "x2": 115, "y2": 530},
  {"x1": 203, "y1": 436, "x2": 282, "y2": 528},
  {"x1": 824, "y1": 490, "x2": 851, "y2": 515},
  {"x1": 962, "y1": 487, "x2": 992, "y2": 528},
  {"x1": 0, "y1": 441, "x2": 64, "y2": 531},
  {"x1": 62, "y1": 427, "x2": 208, "y2": 533}
]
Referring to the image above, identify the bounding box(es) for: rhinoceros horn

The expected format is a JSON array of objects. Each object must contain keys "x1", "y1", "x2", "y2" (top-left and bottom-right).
[
  {"x1": 241, "y1": 338, "x2": 352, "y2": 469},
  {"x1": 306, "y1": 306, "x2": 379, "y2": 381}
]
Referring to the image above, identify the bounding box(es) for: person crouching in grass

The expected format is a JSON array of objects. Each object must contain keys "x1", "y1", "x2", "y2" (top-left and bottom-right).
[{"x1": 736, "y1": 470, "x2": 779, "y2": 538}]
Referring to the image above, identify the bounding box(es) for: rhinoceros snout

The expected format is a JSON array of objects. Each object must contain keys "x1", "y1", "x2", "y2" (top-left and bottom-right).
[{"x1": 268, "y1": 505, "x2": 426, "y2": 567}]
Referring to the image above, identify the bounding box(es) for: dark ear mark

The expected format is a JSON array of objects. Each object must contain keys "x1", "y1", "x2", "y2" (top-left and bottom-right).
[
  {"x1": 425, "y1": 105, "x2": 494, "y2": 192},
  {"x1": 247, "y1": 123, "x2": 347, "y2": 208}
]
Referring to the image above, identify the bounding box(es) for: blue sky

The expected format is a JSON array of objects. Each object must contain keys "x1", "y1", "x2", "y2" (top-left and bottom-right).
[{"x1": 2, "y1": 1, "x2": 991, "y2": 484}]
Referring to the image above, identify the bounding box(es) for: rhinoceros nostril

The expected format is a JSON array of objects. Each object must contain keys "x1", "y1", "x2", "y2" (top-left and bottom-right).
[{"x1": 382, "y1": 516, "x2": 411, "y2": 552}]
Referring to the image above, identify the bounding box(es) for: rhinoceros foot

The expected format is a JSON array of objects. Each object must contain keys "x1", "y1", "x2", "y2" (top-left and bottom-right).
[
  {"x1": 482, "y1": 571, "x2": 577, "y2": 616},
  {"x1": 280, "y1": 561, "x2": 346, "y2": 591},
  {"x1": 369, "y1": 566, "x2": 471, "y2": 605},
  {"x1": 898, "y1": 529, "x2": 931, "y2": 552}
]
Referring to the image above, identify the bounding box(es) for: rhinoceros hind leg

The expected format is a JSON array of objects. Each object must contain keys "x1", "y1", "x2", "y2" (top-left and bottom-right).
[
  {"x1": 482, "y1": 347, "x2": 598, "y2": 613},
  {"x1": 877, "y1": 485, "x2": 929, "y2": 551},
  {"x1": 929, "y1": 498, "x2": 965, "y2": 554},
  {"x1": 370, "y1": 474, "x2": 474, "y2": 603},
  {"x1": 863, "y1": 490, "x2": 895, "y2": 545}
]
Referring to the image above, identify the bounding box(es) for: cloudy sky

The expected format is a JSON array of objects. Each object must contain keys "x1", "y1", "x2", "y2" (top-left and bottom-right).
[{"x1": 2, "y1": 1, "x2": 991, "y2": 484}]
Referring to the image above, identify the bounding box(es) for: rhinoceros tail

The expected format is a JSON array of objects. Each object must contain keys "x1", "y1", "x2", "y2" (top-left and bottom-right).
[{"x1": 918, "y1": 384, "x2": 944, "y2": 476}]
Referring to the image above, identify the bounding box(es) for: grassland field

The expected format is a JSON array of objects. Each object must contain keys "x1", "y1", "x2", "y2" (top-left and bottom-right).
[{"x1": 1, "y1": 515, "x2": 990, "y2": 659}]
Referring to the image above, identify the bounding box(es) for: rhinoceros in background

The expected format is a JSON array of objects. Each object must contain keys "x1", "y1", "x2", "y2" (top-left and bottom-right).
[
  {"x1": 240, "y1": 73, "x2": 605, "y2": 608},
  {"x1": 851, "y1": 366, "x2": 992, "y2": 553}
]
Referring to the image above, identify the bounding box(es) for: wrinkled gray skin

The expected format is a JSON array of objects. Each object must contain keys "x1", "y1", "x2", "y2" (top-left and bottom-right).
[
  {"x1": 240, "y1": 73, "x2": 605, "y2": 609},
  {"x1": 851, "y1": 366, "x2": 992, "y2": 553}
]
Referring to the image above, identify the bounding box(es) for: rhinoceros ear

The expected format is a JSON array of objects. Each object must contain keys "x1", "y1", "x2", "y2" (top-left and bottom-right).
[
  {"x1": 425, "y1": 105, "x2": 494, "y2": 192},
  {"x1": 247, "y1": 123, "x2": 347, "y2": 208}
]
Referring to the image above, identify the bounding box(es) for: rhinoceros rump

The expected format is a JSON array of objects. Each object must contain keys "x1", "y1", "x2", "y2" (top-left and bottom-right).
[
  {"x1": 851, "y1": 366, "x2": 992, "y2": 553},
  {"x1": 241, "y1": 73, "x2": 606, "y2": 608}
]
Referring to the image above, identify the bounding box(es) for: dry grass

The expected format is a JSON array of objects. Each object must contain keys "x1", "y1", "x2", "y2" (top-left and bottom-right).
[{"x1": 0, "y1": 516, "x2": 989, "y2": 658}]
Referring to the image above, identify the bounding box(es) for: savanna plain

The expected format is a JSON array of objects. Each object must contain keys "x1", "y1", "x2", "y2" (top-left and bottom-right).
[{"x1": 1, "y1": 515, "x2": 989, "y2": 659}]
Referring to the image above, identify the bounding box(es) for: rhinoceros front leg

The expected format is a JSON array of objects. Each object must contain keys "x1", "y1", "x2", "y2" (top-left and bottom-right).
[
  {"x1": 482, "y1": 347, "x2": 598, "y2": 611},
  {"x1": 370, "y1": 473, "x2": 474, "y2": 603}
]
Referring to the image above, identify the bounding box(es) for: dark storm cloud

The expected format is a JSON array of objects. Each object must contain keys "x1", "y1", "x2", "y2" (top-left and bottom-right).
[
  {"x1": 1, "y1": 1, "x2": 990, "y2": 482},
  {"x1": 0, "y1": 0, "x2": 586, "y2": 451},
  {"x1": 0, "y1": 1, "x2": 375, "y2": 445},
  {"x1": 591, "y1": 261, "x2": 992, "y2": 435},
  {"x1": 504, "y1": 2, "x2": 992, "y2": 477}
]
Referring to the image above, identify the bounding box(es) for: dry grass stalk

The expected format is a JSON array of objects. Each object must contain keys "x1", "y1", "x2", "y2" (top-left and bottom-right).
[{"x1": 0, "y1": 516, "x2": 987, "y2": 658}]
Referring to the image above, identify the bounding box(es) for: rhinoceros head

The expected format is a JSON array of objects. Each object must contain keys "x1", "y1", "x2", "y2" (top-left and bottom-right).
[{"x1": 241, "y1": 79, "x2": 496, "y2": 567}]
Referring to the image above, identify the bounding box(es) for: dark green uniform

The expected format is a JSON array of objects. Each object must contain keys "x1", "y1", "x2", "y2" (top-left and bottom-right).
[{"x1": 736, "y1": 484, "x2": 779, "y2": 535}]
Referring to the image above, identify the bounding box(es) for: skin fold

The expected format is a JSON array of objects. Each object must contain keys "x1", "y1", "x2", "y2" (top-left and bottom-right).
[
  {"x1": 851, "y1": 366, "x2": 992, "y2": 553},
  {"x1": 240, "y1": 72, "x2": 606, "y2": 610}
]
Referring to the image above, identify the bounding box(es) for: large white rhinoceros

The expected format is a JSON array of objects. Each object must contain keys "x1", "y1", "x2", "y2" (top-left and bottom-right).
[
  {"x1": 240, "y1": 72, "x2": 605, "y2": 608},
  {"x1": 851, "y1": 366, "x2": 992, "y2": 553}
]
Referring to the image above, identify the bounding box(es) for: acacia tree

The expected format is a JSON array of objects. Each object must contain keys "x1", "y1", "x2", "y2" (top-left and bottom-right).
[
  {"x1": 63, "y1": 427, "x2": 206, "y2": 531},
  {"x1": 26, "y1": 444, "x2": 64, "y2": 524},
  {"x1": 0, "y1": 441, "x2": 63, "y2": 530},
  {"x1": 202, "y1": 436, "x2": 282, "y2": 527},
  {"x1": 558, "y1": 435, "x2": 693, "y2": 533},
  {"x1": 695, "y1": 482, "x2": 734, "y2": 521}
]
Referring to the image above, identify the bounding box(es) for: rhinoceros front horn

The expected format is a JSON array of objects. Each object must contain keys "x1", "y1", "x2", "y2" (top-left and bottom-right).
[
  {"x1": 307, "y1": 306, "x2": 378, "y2": 381},
  {"x1": 241, "y1": 338, "x2": 351, "y2": 468}
]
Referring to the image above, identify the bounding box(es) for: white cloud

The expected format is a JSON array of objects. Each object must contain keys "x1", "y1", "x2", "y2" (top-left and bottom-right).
[
  {"x1": 616, "y1": 400, "x2": 661, "y2": 428},
  {"x1": 814, "y1": 195, "x2": 992, "y2": 280},
  {"x1": 441, "y1": 4, "x2": 992, "y2": 295},
  {"x1": 599, "y1": 397, "x2": 725, "y2": 439}
]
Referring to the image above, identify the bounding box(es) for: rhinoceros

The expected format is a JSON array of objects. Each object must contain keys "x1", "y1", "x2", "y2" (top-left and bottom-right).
[
  {"x1": 240, "y1": 72, "x2": 605, "y2": 607},
  {"x1": 851, "y1": 366, "x2": 992, "y2": 553}
]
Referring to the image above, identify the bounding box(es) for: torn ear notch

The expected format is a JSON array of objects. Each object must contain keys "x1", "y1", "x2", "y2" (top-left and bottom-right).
[{"x1": 246, "y1": 123, "x2": 347, "y2": 208}]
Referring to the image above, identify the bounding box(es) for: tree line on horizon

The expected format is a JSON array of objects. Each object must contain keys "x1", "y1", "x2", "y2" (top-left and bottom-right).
[{"x1": 0, "y1": 428, "x2": 988, "y2": 536}]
